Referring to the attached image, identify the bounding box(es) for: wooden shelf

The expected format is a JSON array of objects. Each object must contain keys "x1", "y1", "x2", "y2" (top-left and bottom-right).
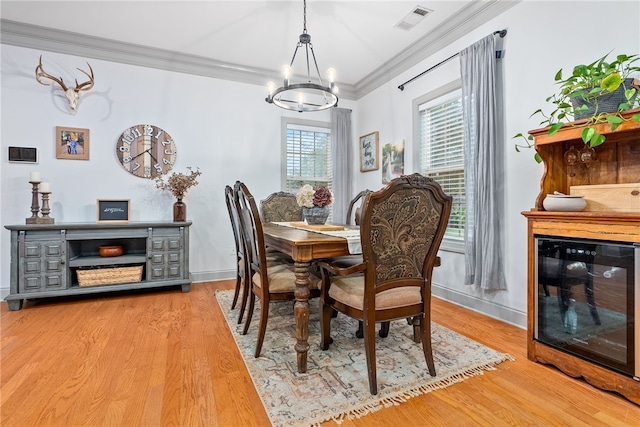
[
  {"x1": 68, "y1": 254, "x2": 147, "y2": 267},
  {"x1": 528, "y1": 109, "x2": 640, "y2": 211}
]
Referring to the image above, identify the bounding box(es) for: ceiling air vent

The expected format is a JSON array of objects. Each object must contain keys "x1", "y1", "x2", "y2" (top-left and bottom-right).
[{"x1": 394, "y1": 5, "x2": 433, "y2": 31}]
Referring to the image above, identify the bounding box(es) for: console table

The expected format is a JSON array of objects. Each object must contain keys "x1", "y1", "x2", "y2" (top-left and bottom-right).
[{"x1": 4, "y1": 221, "x2": 191, "y2": 311}]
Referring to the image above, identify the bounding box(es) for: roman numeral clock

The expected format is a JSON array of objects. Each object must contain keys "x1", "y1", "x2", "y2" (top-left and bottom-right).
[{"x1": 116, "y1": 124, "x2": 177, "y2": 178}]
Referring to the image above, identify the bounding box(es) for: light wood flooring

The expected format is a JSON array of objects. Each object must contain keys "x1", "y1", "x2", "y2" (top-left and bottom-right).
[{"x1": 2, "y1": 280, "x2": 639, "y2": 426}]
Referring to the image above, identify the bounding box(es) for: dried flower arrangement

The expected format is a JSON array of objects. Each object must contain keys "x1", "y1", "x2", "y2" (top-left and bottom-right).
[
  {"x1": 296, "y1": 184, "x2": 333, "y2": 208},
  {"x1": 155, "y1": 167, "x2": 202, "y2": 200}
]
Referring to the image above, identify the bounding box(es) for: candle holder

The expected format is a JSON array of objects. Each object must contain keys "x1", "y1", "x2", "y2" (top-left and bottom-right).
[
  {"x1": 38, "y1": 192, "x2": 55, "y2": 224},
  {"x1": 25, "y1": 181, "x2": 41, "y2": 224}
]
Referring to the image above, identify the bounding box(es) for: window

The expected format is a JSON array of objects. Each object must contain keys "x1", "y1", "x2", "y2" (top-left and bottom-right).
[
  {"x1": 282, "y1": 118, "x2": 332, "y2": 193},
  {"x1": 414, "y1": 81, "x2": 465, "y2": 252}
]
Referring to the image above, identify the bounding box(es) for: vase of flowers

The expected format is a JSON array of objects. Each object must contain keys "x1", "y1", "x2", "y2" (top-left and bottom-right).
[
  {"x1": 155, "y1": 167, "x2": 202, "y2": 222},
  {"x1": 296, "y1": 184, "x2": 333, "y2": 225}
]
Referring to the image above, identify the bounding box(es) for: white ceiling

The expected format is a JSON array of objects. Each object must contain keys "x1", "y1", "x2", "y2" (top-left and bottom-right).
[{"x1": 0, "y1": 1, "x2": 517, "y2": 99}]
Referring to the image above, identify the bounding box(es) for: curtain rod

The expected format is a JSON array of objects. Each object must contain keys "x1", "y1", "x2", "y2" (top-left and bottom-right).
[{"x1": 398, "y1": 29, "x2": 507, "y2": 91}]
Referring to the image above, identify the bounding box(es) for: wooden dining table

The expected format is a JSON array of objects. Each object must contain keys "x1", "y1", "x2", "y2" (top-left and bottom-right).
[{"x1": 261, "y1": 222, "x2": 355, "y2": 373}]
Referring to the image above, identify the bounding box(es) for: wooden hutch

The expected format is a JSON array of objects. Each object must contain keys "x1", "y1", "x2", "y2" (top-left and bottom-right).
[{"x1": 521, "y1": 109, "x2": 640, "y2": 405}]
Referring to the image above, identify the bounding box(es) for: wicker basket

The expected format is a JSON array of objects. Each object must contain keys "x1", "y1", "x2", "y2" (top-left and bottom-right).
[{"x1": 77, "y1": 265, "x2": 143, "y2": 287}]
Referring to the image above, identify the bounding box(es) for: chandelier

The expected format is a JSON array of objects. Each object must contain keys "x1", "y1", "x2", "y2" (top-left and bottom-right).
[{"x1": 265, "y1": 0, "x2": 338, "y2": 112}]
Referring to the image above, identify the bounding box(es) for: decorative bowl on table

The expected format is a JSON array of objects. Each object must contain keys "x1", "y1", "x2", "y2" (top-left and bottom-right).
[
  {"x1": 99, "y1": 245, "x2": 123, "y2": 257},
  {"x1": 542, "y1": 193, "x2": 586, "y2": 212}
]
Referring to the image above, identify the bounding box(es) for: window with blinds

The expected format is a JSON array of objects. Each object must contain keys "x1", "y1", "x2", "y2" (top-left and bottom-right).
[
  {"x1": 417, "y1": 88, "x2": 465, "y2": 242},
  {"x1": 284, "y1": 122, "x2": 332, "y2": 193}
]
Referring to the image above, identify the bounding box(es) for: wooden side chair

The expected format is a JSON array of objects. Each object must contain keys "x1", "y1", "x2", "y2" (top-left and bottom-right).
[
  {"x1": 260, "y1": 191, "x2": 303, "y2": 223},
  {"x1": 317, "y1": 173, "x2": 452, "y2": 394},
  {"x1": 345, "y1": 189, "x2": 372, "y2": 225},
  {"x1": 235, "y1": 181, "x2": 321, "y2": 358},
  {"x1": 224, "y1": 185, "x2": 249, "y2": 324}
]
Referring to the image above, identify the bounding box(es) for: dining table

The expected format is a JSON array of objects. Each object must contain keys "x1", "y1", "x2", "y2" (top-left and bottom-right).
[{"x1": 261, "y1": 222, "x2": 358, "y2": 373}]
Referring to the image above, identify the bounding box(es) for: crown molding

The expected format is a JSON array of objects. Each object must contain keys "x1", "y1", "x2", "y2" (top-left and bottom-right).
[
  {"x1": 1, "y1": 1, "x2": 519, "y2": 102},
  {"x1": 0, "y1": 19, "x2": 358, "y2": 100},
  {"x1": 354, "y1": 0, "x2": 521, "y2": 98}
]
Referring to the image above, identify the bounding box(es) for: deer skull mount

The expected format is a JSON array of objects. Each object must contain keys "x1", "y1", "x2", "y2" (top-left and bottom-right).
[{"x1": 35, "y1": 55, "x2": 94, "y2": 114}]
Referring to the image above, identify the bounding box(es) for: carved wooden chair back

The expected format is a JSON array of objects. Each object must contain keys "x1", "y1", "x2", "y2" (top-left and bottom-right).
[
  {"x1": 260, "y1": 191, "x2": 302, "y2": 223},
  {"x1": 235, "y1": 181, "x2": 320, "y2": 358},
  {"x1": 318, "y1": 173, "x2": 452, "y2": 394},
  {"x1": 345, "y1": 189, "x2": 373, "y2": 225}
]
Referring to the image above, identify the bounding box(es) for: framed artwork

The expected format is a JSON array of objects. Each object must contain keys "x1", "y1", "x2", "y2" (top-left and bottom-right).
[
  {"x1": 96, "y1": 199, "x2": 130, "y2": 223},
  {"x1": 359, "y1": 131, "x2": 379, "y2": 172},
  {"x1": 55, "y1": 126, "x2": 89, "y2": 160},
  {"x1": 382, "y1": 140, "x2": 405, "y2": 184}
]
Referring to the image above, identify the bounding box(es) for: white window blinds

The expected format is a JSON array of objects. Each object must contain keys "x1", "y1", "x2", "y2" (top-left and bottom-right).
[
  {"x1": 418, "y1": 89, "x2": 465, "y2": 239},
  {"x1": 285, "y1": 123, "x2": 332, "y2": 193}
]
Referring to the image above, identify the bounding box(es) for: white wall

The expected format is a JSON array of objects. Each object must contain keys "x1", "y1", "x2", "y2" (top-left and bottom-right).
[
  {"x1": 0, "y1": 44, "x2": 356, "y2": 289},
  {"x1": 353, "y1": 0, "x2": 640, "y2": 327},
  {"x1": 2, "y1": 1, "x2": 639, "y2": 328}
]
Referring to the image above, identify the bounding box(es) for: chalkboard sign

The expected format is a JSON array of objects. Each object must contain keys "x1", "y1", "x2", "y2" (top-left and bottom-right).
[{"x1": 97, "y1": 199, "x2": 130, "y2": 222}]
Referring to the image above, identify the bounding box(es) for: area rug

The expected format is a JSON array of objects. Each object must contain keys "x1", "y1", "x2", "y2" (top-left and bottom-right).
[{"x1": 215, "y1": 290, "x2": 514, "y2": 427}]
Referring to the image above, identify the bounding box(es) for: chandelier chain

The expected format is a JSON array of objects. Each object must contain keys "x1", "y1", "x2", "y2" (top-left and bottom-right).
[{"x1": 303, "y1": 0, "x2": 307, "y2": 33}]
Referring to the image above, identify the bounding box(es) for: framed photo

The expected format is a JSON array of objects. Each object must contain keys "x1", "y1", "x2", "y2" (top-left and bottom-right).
[
  {"x1": 382, "y1": 140, "x2": 405, "y2": 184},
  {"x1": 96, "y1": 199, "x2": 130, "y2": 223},
  {"x1": 55, "y1": 126, "x2": 89, "y2": 160},
  {"x1": 359, "y1": 131, "x2": 379, "y2": 172}
]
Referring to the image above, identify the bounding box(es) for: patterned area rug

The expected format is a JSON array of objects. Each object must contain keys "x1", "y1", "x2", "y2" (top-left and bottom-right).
[{"x1": 215, "y1": 290, "x2": 514, "y2": 427}]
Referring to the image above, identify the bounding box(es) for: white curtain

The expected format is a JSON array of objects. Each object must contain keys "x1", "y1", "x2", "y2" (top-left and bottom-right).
[
  {"x1": 330, "y1": 107, "x2": 352, "y2": 223},
  {"x1": 460, "y1": 33, "x2": 507, "y2": 291}
]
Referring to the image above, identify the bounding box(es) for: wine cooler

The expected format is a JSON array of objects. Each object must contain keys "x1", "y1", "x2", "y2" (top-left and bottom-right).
[{"x1": 534, "y1": 236, "x2": 640, "y2": 380}]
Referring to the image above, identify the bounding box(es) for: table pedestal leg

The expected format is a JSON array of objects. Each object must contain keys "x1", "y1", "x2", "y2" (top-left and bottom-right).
[{"x1": 293, "y1": 261, "x2": 311, "y2": 373}]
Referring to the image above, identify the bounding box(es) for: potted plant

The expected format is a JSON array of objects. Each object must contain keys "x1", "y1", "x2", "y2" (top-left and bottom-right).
[{"x1": 514, "y1": 52, "x2": 640, "y2": 163}]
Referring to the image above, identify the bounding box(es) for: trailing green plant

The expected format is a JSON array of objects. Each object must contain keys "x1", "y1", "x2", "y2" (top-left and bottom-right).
[{"x1": 514, "y1": 52, "x2": 640, "y2": 163}]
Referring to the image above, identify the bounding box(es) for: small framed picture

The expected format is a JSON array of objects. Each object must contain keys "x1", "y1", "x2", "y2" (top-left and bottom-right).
[
  {"x1": 97, "y1": 199, "x2": 130, "y2": 223},
  {"x1": 359, "y1": 131, "x2": 379, "y2": 172},
  {"x1": 56, "y1": 126, "x2": 89, "y2": 160}
]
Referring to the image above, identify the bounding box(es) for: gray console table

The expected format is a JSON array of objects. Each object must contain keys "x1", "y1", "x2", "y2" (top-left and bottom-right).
[{"x1": 4, "y1": 221, "x2": 192, "y2": 311}]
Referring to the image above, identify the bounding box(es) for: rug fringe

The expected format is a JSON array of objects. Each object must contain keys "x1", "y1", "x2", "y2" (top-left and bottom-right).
[{"x1": 308, "y1": 356, "x2": 515, "y2": 427}]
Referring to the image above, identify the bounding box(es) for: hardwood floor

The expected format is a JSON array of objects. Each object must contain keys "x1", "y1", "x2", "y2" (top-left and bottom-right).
[{"x1": 2, "y1": 280, "x2": 639, "y2": 426}]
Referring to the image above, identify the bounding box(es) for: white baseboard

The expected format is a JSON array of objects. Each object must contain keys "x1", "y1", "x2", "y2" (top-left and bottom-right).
[
  {"x1": 432, "y1": 283, "x2": 527, "y2": 330},
  {"x1": 2, "y1": 271, "x2": 526, "y2": 330}
]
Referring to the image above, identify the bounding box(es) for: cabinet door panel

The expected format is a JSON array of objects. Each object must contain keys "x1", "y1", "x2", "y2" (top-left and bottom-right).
[
  {"x1": 19, "y1": 239, "x2": 66, "y2": 293},
  {"x1": 148, "y1": 227, "x2": 185, "y2": 281}
]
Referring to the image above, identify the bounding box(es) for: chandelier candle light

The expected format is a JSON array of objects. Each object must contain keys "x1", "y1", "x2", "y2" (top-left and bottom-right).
[{"x1": 265, "y1": 0, "x2": 338, "y2": 112}]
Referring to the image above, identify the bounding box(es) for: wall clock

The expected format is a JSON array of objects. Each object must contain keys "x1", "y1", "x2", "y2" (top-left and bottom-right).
[{"x1": 116, "y1": 124, "x2": 176, "y2": 179}]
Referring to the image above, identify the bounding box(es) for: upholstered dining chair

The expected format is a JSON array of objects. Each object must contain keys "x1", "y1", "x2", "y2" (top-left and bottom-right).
[
  {"x1": 345, "y1": 189, "x2": 372, "y2": 225},
  {"x1": 235, "y1": 181, "x2": 321, "y2": 358},
  {"x1": 260, "y1": 191, "x2": 303, "y2": 223},
  {"x1": 224, "y1": 185, "x2": 249, "y2": 324},
  {"x1": 317, "y1": 173, "x2": 452, "y2": 395}
]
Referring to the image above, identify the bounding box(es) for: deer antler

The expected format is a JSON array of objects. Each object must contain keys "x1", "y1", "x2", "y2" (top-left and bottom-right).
[
  {"x1": 74, "y1": 63, "x2": 94, "y2": 92},
  {"x1": 35, "y1": 55, "x2": 69, "y2": 91},
  {"x1": 35, "y1": 55, "x2": 95, "y2": 114}
]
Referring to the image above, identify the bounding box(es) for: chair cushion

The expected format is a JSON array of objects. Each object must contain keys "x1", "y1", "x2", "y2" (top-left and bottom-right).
[
  {"x1": 328, "y1": 273, "x2": 421, "y2": 310},
  {"x1": 253, "y1": 262, "x2": 320, "y2": 293}
]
